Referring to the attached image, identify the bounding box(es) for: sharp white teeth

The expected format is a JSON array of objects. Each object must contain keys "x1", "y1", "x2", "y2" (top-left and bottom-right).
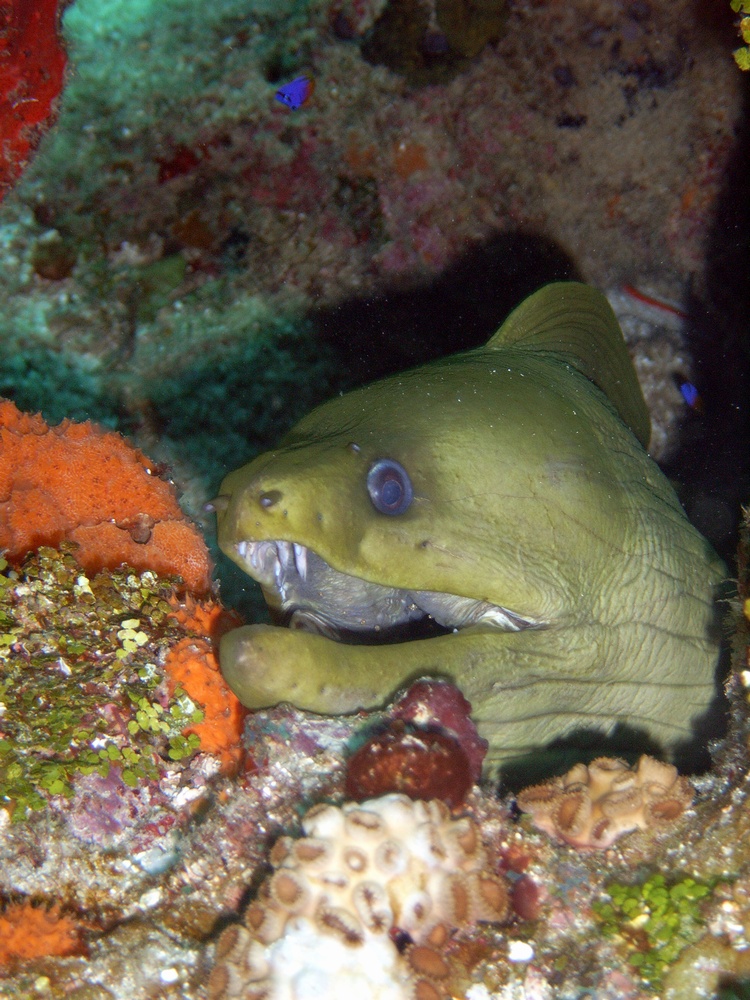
[
  {"x1": 277, "y1": 541, "x2": 293, "y2": 569},
  {"x1": 239, "y1": 539, "x2": 309, "y2": 592},
  {"x1": 293, "y1": 543, "x2": 307, "y2": 580}
]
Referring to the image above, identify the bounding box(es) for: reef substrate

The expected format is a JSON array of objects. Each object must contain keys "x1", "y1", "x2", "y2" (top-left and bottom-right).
[{"x1": 0, "y1": 494, "x2": 749, "y2": 997}]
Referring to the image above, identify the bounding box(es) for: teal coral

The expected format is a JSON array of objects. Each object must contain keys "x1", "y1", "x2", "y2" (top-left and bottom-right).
[
  {"x1": 0, "y1": 545, "x2": 204, "y2": 818},
  {"x1": 0, "y1": 348, "x2": 121, "y2": 428},
  {"x1": 142, "y1": 322, "x2": 343, "y2": 482},
  {"x1": 28, "y1": 0, "x2": 317, "y2": 214},
  {"x1": 0, "y1": 307, "x2": 342, "y2": 496},
  {"x1": 594, "y1": 872, "x2": 713, "y2": 986}
]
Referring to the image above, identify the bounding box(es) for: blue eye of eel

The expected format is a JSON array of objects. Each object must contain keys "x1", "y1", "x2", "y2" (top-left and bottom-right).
[{"x1": 366, "y1": 459, "x2": 413, "y2": 515}]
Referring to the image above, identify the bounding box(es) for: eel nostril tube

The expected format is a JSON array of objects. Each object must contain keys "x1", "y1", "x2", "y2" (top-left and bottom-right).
[{"x1": 205, "y1": 495, "x2": 229, "y2": 513}]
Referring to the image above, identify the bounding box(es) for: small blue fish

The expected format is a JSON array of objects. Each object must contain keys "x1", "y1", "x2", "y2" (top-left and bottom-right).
[
  {"x1": 274, "y1": 76, "x2": 315, "y2": 110},
  {"x1": 679, "y1": 380, "x2": 703, "y2": 413}
]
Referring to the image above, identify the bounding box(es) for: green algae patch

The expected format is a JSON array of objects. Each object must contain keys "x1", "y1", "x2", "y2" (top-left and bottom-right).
[
  {"x1": 594, "y1": 872, "x2": 714, "y2": 987},
  {"x1": 0, "y1": 545, "x2": 204, "y2": 819},
  {"x1": 731, "y1": 0, "x2": 750, "y2": 70}
]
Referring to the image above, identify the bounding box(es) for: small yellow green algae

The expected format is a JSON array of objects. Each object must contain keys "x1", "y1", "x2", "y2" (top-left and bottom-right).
[
  {"x1": 0, "y1": 545, "x2": 203, "y2": 818},
  {"x1": 593, "y1": 872, "x2": 714, "y2": 987},
  {"x1": 731, "y1": 0, "x2": 750, "y2": 69}
]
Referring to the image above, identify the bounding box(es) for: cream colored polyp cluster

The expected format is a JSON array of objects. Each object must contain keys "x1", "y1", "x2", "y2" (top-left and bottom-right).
[
  {"x1": 516, "y1": 755, "x2": 694, "y2": 849},
  {"x1": 209, "y1": 793, "x2": 509, "y2": 1000}
]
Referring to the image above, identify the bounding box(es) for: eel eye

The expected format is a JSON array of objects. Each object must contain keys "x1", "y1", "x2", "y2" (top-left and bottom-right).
[{"x1": 367, "y1": 458, "x2": 413, "y2": 516}]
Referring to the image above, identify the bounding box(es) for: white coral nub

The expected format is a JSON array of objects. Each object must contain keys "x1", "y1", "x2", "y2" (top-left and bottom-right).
[
  {"x1": 515, "y1": 754, "x2": 693, "y2": 849},
  {"x1": 209, "y1": 794, "x2": 510, "y2": 1000}
]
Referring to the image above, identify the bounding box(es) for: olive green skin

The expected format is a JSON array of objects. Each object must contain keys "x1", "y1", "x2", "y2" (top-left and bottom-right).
[{"x1": 216, "y1": 283, "x2": 725, "y2": 768}]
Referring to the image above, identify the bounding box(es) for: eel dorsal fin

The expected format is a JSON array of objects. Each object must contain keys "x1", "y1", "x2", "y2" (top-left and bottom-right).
[{"x1": 487, "y1": 281, "x2": 651, "y2": 449}]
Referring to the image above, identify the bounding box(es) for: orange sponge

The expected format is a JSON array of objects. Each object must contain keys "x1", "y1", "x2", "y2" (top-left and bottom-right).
[
  {"x1": 165, "y1": 594, "x2": 247, "y2": 771},
  {"x1": 0, "y1": 901, "x2": 86, "y2": 965},
  {"x1": 0, "y1": 400, "x2": 211, "y2": 593},
  {"x1": 165, "y1": 635, "x2": 247, "y2": 771}
]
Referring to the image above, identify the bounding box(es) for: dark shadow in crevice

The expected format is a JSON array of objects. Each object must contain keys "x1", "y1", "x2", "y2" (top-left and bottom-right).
[
  {"x1": 497, "y1": 723, "x2": 667, "y2": 797},
  {"x1": 312, "y1": 231, "x2": 580, "y2": 387},
  {"x1": 661, "y1": 73, "x2": 750, "y2": 569},
  {"x1": 497, "y1": 656, "x2": 731, "y2": 797}
]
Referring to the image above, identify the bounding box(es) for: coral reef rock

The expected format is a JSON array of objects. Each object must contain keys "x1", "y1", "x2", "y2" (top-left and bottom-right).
[
  {"x1": 516, "y1": 755, "x2": 693, "y2": 849},
  {"x1": 209, "y1": 793, "x2": 510, "y2": 999}
]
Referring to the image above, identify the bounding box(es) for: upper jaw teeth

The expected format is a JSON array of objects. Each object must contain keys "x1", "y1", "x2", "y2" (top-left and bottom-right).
[
  {"x1": 276, "y1": 541, "x2": 308, "y2": 581},
  {"x1": 293, "y1": 543, "x2": 307, "y2": 581},
  {"x1": 236, "y1": 539, "x2": 308, "y2": 590}
]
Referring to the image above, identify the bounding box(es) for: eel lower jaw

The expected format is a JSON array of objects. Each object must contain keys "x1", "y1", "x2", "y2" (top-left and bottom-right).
[{"x1": 234, "y1": 538, "x2": 544, "y2": 645}]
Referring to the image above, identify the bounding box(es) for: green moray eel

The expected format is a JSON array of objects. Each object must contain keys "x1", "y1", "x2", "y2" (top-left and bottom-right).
[{"x1": 214, "y1": 282, "x2": 725, "y2": 768}]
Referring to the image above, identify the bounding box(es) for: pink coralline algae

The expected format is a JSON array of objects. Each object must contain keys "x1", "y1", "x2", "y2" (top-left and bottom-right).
[
  {"x1": 392, "y1": 679, "x2": 488, "y2": 781},
  {"x1": 66, "y1": 769, "x2": 149, "y2": 850},
  {"x1": 515, "y1": 755, "x2": 694, "y2": 849},
  {"x1": 344, "y1": 682, "x2": 488, "y2": 808},
  {"x1": 344, "y1": 723, "x2": 474, "y2": 808}
]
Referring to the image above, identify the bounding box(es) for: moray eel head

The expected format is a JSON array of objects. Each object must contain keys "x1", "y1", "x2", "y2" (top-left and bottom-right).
[
  {"x1": 217, "y1": 390, "x2": 549, "y2": 642},
  {"x1": 215, "y1": 282, "x2": 725, "y2": 767}
]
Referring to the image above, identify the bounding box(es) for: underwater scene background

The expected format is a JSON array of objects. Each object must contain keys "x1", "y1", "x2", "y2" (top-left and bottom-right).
[{"x1": 0, "y1": 0, "x2": 749, "y2": 995}]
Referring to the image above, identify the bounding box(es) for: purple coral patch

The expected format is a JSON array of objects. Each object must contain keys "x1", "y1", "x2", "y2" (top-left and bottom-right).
[{"x1": 67, "y1": 769, "x2": 145, "y2": 849}]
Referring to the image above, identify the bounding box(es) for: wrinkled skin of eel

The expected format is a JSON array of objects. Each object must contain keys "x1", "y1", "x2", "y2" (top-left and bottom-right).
[{"x1": 215, "y1": 283, "x2": 726, "y2": 769}]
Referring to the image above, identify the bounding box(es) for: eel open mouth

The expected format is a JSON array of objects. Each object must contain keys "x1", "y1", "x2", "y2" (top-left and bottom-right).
[{"x1": 235, "y1": 539, "x2": 542, "y2": 644}]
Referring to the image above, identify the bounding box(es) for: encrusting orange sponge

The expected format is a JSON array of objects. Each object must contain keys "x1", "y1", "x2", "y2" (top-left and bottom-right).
[
  {"x1": 165, "y1": 636, "x2": 247, "y2": 771},
  {"x1": 166, "y1": 594, "x2": 247, "y2": 772},
  {"x1": 0, "y1": 400, "x2": 211, "y2": 593},
  {"x1": 0, "y1": 901, "x2": 86, "y2": 965}
]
